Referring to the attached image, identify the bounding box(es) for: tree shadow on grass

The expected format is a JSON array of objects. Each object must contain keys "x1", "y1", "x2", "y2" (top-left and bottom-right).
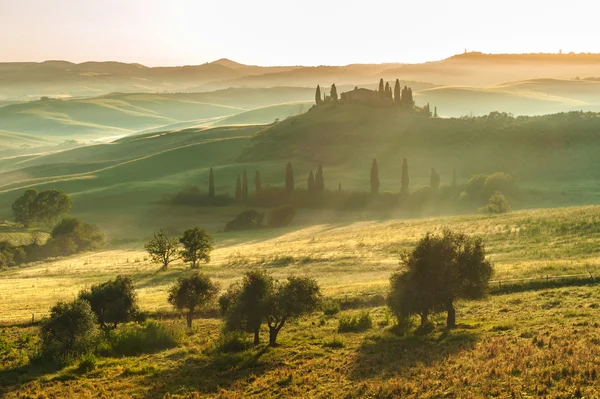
[
  {"x1": 0, "y1": 362, "x2": 62, "y2": 397},
  {"x1": 350, "y1": 328, "x2": 479, "y2": 381},
  {"x1": 141, "y1": 346, "x2": 275, "y2": 398}
]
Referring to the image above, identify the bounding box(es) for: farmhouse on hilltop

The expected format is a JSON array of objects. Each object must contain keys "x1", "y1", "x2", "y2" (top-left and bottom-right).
[{"x1": 340, "y1": 87, "x2": 379, "y2": 105}]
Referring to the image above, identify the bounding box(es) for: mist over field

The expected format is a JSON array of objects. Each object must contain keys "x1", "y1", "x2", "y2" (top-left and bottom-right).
[{"x1": 3, "y1": 2, "x2": 600, "y2": 395}]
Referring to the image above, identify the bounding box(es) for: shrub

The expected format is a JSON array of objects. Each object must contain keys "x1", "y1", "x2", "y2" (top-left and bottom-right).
[
  {"x1": 322, "y1": 336, "x2": 345, "y2": 348},
  {"x1": 40, "y1": 299, "x2": 99, "y2": 365},
  {"x1": 224, "y1": 210, "x2": 265, "y2": 232},
  {"x1": 107, "y1": 320, "x2": 184, "y2": 356},
  {"x1": 0, "y1": 241, "x2": 26, "y2": 269},
  {"x1": 78, "y1": 276, "x2": 138, "y2": 331},
  {"x1": 337, "y1": 311, "x2": 373, "y2": 333},
  {"x1": 267, "y1": 205, "x2": 296, "y2": 228},
  {"x1": 77, "y1": 353, "x2": 97, "y2": 373},
  {"x1": 216, "y1": 331, "x2": 253, "y2": 353},
  {"x1": 482, "y1": 191, "x2": 510, "y2": 214},
  {"x1": 171, "y1": 186, "x2": 234, "y2": 206},
  {"x1": 322, "y1": 300, "x2": 341, "y2": 316},
  {"x1": 44, "y1": 217, "x2": 106, "y2": 257}
]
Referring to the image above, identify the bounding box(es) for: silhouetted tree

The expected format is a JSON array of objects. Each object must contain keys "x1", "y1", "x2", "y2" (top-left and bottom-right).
[
  {"x1": 430, "y1": 168, "x2": 440, "y2": 191},
  {"x1": 330, "y1": 84, "x2": 338, "y2": 102},
  {"x1": 378, "y1": 78, "x2": 385, "y2": 100},
  {"x1": 242, "y1": 169, "x2": 249, "y2": 200},
  {"x1": 401, "y1": 158, "x2": 410, "y2": 197},
  {"x1": 307, "y1": 170, "x2": 315, "y2": 193},
  {"x1": 384, "y1": 82, "x2": 390, "y2": 99},
  {"x1": 13, "y1": 189, "x2": 72, "y2": 228},
  {"x1": 235, "y1": 174, "x2": 242, "y2": 200},
  {"x1": 315, "y1": 85, "x2": 322, "y2": 105},
  {"x1": 394, "y1": 79, "x2": 401, "y2": 104},
  {"x1": 434, "y1": 106, "x2": 438, "y2": 117},
  {"x1": 285, "y1": 162, "x2": 294, "y2": 197},
  {"x1": 407, "y1": 87, "x2": 414, "y2": 106},
  {"x1": 208, "y1": 168, "x2": 215, "y2": 198},
  {"x1": 370, "y1": 159, "x2": 380, "y2": 195},
  {"x1": 315, "y1": 164, "x2": 325, "y2": 193},
  {"x1": 179, "y1": 227, "x2": 213, "y2": 268},
  {"x1": 169, "y1": 272, "x2": 219, "y2": 328},
  {"x1": 254, "y1": 171, "x2": 262, "y2": 195},
  {"x1": 78, "y1": 276, "x2": 138, "y2": 331},
  {"x1": 145, "y1": 229, "x2": 181, "y2": 270}
]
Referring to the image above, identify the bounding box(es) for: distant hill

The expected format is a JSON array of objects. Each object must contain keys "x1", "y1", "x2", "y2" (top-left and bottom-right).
[{"x1": 213, "y1": 102, "x2": 313, "y2": 126}]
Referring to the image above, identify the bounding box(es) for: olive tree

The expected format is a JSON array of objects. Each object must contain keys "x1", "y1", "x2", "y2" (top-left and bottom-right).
[
  {"x1": 168, "y1": 272, "x2": 219, "y2": 328},
  {"x1": 145, "y1": 229, "x2": 180, "y2": 270},
  {"x1": 388, "y1": 230, "x2": 493, "y2": 329},
  {"x1": 78, "y1": 276, "x2": 138, "y2": 331},
  {"x1": 179, "y1": 227, "x2": 213, "y2": 268}
]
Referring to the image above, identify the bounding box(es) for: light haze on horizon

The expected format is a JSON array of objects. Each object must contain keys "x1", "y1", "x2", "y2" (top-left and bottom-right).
[{"x1": 2, "y1": 0, "x2": 600, "y2": 66}]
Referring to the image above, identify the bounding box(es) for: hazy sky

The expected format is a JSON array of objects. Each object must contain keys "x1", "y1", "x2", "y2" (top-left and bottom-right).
[{"x1": 1, "y1": 0, "x2": 599, "y2": 66}]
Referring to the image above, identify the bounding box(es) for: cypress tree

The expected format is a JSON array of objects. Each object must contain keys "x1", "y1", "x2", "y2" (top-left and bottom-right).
[
  {"x1": 307, "y1": 170, "x2": 315, "y2": 193},
  {"x1": 430, "y1": 168, "x2": 440, "y2": 191},
  {"x1": 370, "y1": 159, "x2": 380, "y2": 195},
  {"x1": 208, "y1": 168, "x2": 215, "y2": 198},
  {"x1": 254, "y1": 171, "x2": 262, "y2": 195},
  {"x1": 242, "y1": 169, "x2": 248, "y2": 200},
  {"x1": 235, "y1": 174, "x2": 242, "y2": 200},
  {"x1": 384, "y1": 81, "x2": 390, "y2": 98},
  {"x1": 402, "y1": 86, "x2": 408, "y2": 107},
  {"x1": 394, "y1": 79, "x2": 401, "y2": 104},
  {"x1": 285, "y1": 162, "x2": 294, "y2": 196},
  {"x1": 378, "y1": 78, "x2": 384, "y2": 100},
  {"x1": 408, "y1": 87, "x2": 414, "y2": 106},
  {"x1": 315, "y1": 85, "x2": 322, "y2": 105},
  {"x1": 330, "y1": 84, "x2": 338, "y2": 102},
  {"x1": 434, "y1": 107, "x2": 438, "y2": 117},
  {"x1": 315, "y1": 164, "x2": 325, "y2": 193},
  {"x1": 401, "y1": 158, "x2": 409, "y2": 197}
]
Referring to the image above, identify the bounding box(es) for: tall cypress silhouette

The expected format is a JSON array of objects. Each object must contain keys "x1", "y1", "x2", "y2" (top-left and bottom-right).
[
  {"x1": 315, "y1": 164, "x2": 325, "y2": 193},
  {"x1": 370, "y1": 159, "x2": 380, "y2": 195},
  {"x1": 208, "y1": 168, "x2": 215, "y2": 198},
  {"x1": 307, "y1": 170, "x2": 315, "y2": 193},
  {"x1": 394, "y1": 79, "x2": 401, "y2": 104},
  {"x1": 384, "y1": 82, "x2": 390, "y2": 99},
  {"x1": 434, "y1": 107, "x2": 438, "y2": 117},
  {"x1": 285, "y1": 162, "x2": 294, "y2": 197},
  {"x1": 254, "y1": 171, "x2": 262, "y2": 195},
  {"x1": 378, "y1": 78, "x2": 384, "y2": 100},
  {"x1": 315, "y1": 85, "x2": 322, "y2": 104},
  {"x1": 401, "y1": 158, "x2": 410, "y2": 197},
  {"x1": 242, "y1": 169, "x2": 248, "y2": 200},
  {"x1": 330, "y1": 84, "x2": 338, "y2": 102},
  {"x1": 235, "y1": 174, "x2": 242, "y2": 200}
]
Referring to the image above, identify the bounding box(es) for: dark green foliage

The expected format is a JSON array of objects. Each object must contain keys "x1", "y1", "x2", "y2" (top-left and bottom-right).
[
  {"x1": 179, "y1": 227, "x2": 213, "y2": 268},
  {"x1": 171, "y1": 186, "x2": 234, "y2": 206},
  {"x1": 254, "y1": 170, "x2": 262, "y2": 195},
  {"x1": 434, "y1": 106, "x2": 438, "y2": 117},
  {"x1": 322, "y1": 300, "x2": 341, "y2": 316},
  {"x1": 430, "y1": 168, "x2": 441, "y2": 191},
  {"x1": 40, "y1": 299, "x2": 99, "y2": 365},
  {"x1": 78, "y1": 276, "x2": 138, "y2": 331},
  {"x1": 106, "y1": 320, "x2": 183, "y2": 356},
  {"x1": 330, "y1": 84, "x2": 338, "y2": 102},
  {"x1": 168, "y1": 272, "x2": 219, "y2": 328},
  {"x1": 267, "y1": 205, "x2": 295, "y2": 228},
  {"x1": 224, "y1": 210, "x2": 265, "y2": 232},
  {"x1": 44, "y1": 217, "x2": 105, "y2": 258},
  {"x1": 315, "y1": 85, "x2": 322, "y2": 105},
  {"x1": 307, "y1": 170, "x2": 315, "y2": 193},
  {"x1": 0, "y1": 240, "x2": 26, "y2": 268},
  {"x1": 208, "y1": 168, "x2": 215, "y2": 198},
  {"x1": 483, "y1": 191, "x2": 510, "y2": 214},
  {"x1": 388, "y1": 230, "x2": 493, "y2": 329},
  {"x1": 216, "y1": 331, "x2": 253, "y2": 353},
  {"x1": 463, "y1": 172, "x2": 518, "y2": 205},
  {"x1": 315, "y1": 164, "x2": 325, "y2": 193},
  {"x1": 12, "y1": 189, "x2": 72, "y2": 228},
  {"x1": 285, "y1": 161, "x2": 294, "y2": 197},
  {"x1": 235, "y1": 174, "x2": 242, "y2": 200},
  {"x1": 401, "y1": 158, "x2": 410, "y2": 197},
  {"x1": 144, "y1": 229, "x2": 181, "y2": 270},
  {"x1": 378, "y1": 79, "x2": 384, "y2": 100},
  {"x1": 337, "y1": 311, "x2": 372, "y2": 333},
  {"x1": 370, "y1": 159, "x2": 380, "y2": 195},
  {"x1": 242, "y1": 169, "x2": 248, "y2": 200},
  {"x1": 394, "y1": 79, "x2": 401, "y2": 104}
]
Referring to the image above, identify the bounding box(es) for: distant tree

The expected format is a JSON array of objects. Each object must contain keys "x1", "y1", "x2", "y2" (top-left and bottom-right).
[
  {"x1": 145, "y1": 229, "x2": 181, "y2": 270},
  {"x1": 254, "y1": 171, "x2": 262, "y2": 195},
  {"x1": 208, "y1": 168, "x2": 216, "y2": 198},
  {"x1": 315, "y1": 164, "x2": 325, "y2": 193},
  {"x1": 394, "y1": 79, "x2": 401, "y2": 104},
  {"x1": 78, "y1": 276, "x2": 138, "y2": 331},
  {"x1": 330, "y1": 84, "x2": 338, "y2": 102},
  {"x1": 224, "y1": 210, "x2": 265, "y2": 232},
  {"x1": 13, "y1": 189, "x2": 71, "y2": 228},
  {"x1": 401, "y1": 158, "x2": 410, "y2": 197},
  {"x1": 378, "y1": 78, "x2": 385, "y2": 100},
  {"x1": 169, "y1": 272, "x2": 219, "y2": 328},
  {"x1": 267, "y1": 205, "x2": 295, "y2": 228},
  {"x1": 425, "y1": 103, "x2": 432, "y2": 117},
  {"x1": 235, "y1": 174, "x2": 242, "y2": 200},
  {"x1": 388, "y1": 230, "x2": 493, "y2": 329},
  {"x1": 482, "y1": 191, "x2": 510, "y2": 214},
  {"x1": 265, "y1": 276, "x2": 321, "y2": 346},
  {"x1": 370, "y1": 159, "x2": 380, "y2": 195},
  {"x1": 242, "y1": 169, "x2": 249, "y2": 200},
  {"x1": 315, "y1": 85, "x2": 322, "y2": 105},
  {"x1": 401, "y1": 85, "x2": 408, "y2": 106},
  {"x1": 12, "y1": 189, "x2": 38, "y2": 227},
  {"x1": 384, "y1": 82, "x2": 390, "y2": 99},
  {"x1": 219, "y1": 269, "x2": 274, "y2": 345},
  {"x1": 179, "y1": 227, "x2": 214, "y2": 268},
  {"x1": 285, "y1": 162, "x2": 294, "y2": 197},
  {"x1": 307, "y1": 170, "x2": 316, "y2": 193},
  {"x1": 40, "y1": 299, "x2": 99, "y2": 363},
  {"x1": 407, "y1": 87, "x2": 414, "y2": 107},
  {"x1": 430, "y1": 168, "x2": 440, "y2": 191},
  {"x1": 434, "y1": 106, "x2": 438, "y2": 117},
  {"x1": 0, "y1": 241, "x2": 26, "y2": 268},
  {"x1": 44, "y1": 217, "x2": 105, "y2": 257}
]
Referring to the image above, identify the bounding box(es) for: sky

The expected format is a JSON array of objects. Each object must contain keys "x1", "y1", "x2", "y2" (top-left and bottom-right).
[{"x1": 1, "y1": 0, "x2": 600, "y2": 66}]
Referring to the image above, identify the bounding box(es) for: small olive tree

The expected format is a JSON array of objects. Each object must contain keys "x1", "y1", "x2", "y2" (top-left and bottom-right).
[
  {"x1": 179, "y1": 227, "x2": 213, "y2": 268},
  {"x1": 168, "y1": 272, "x2": 219, "y2": 328},
  {"x1": 78, "y1": 275, "x2": 138, "y2": 331},
  {"x1": 145, "y1": 229, "x2": 180, "y2": 270}
]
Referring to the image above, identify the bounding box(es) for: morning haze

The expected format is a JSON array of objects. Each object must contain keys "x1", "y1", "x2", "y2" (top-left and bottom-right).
[{"x1": 2, "y1": 1, "x2": 600, "y2": 398}]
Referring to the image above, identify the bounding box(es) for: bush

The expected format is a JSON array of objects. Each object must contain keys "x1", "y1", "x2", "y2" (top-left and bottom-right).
[
  {"x1": 77, "y1": 353, "x2": 97, "y2": 373},
  {"x1": 107, "y1": 320, "x2": 184, "y2": 356},
  {"x1": 337, "y1": 311, "x2": 373, "y2": 333},
  {"x1": 0, "y1": 241, "x2": 26, "y2": 269},
  {"x1": 482, "y1": 191, "x2": 510, "y2": 214},
  {"x1": 216, "y1": 330, "x2": 253, "y2": 353},
  {"x1": 267, "y1": 205, "x2": 296, "y2": 228},
  {"x1": 322, "y1": 300, "x2": 341, "y2": 316},
  {"x1": 171, "y1": 186, "x2": 234, "y2": 206},
  {"x1": 44, "y1": 217, "x2": 105, "y2": 257},
  {"x1": 78, "y1": 276, "x2": 138, "y2": 331},
  {"x1": 224, "y1": 210, "x2": 265, "y2": 232},
  {"x1": 40, "y1": 299, "x2": 99, "y2": 365}
]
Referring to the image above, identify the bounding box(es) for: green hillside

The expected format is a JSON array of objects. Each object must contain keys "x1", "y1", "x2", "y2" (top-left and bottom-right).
[{"x1": 214, "y1": 101, "x2": 313, "y2": 126}]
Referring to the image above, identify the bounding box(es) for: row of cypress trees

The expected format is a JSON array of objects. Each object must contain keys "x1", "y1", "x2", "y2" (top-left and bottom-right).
[
  {"x1": 207, "y1": 160, "x2": 455, "y2": 200},
  {"x1": 314, "y1": 80, "x2": 415, "y2": 107}
]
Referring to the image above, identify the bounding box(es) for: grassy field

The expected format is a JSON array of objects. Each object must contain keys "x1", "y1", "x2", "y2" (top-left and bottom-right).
[{"x1": 3, "y1": 204, "x2": 600, "y2": 397}]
